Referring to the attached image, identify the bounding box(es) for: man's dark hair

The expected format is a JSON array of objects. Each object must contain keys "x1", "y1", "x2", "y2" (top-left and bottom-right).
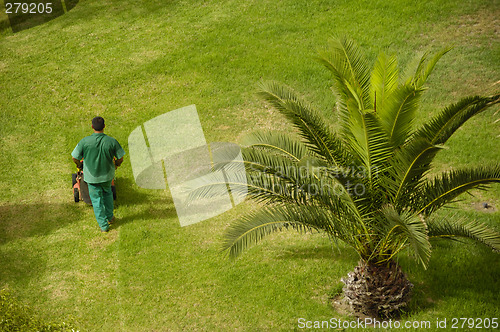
[{"x1": 92, "y1": 116, "x2": 105, "y2": 131}]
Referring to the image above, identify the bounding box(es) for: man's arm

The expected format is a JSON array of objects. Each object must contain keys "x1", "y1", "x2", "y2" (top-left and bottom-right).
[
  {"x1": 71, "y1": 141, "x2": 83, "y2": 169},
  {"x1": 114, "y1": 157, "x2": 124, "y2": 167},
  {"x1": 72, "y1": 157, "x2": 83, "y2": 169}
]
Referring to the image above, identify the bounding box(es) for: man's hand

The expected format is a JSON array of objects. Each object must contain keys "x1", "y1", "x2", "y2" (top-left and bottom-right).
[
  {"x1": 72, "y1": 157, "x2": 83, "y2": 169},
  {"x1": 114, "y1": 157, "x2": 124, "y2": 167}
]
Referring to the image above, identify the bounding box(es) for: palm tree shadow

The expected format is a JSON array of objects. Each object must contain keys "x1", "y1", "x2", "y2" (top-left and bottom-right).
[
  {"x1": 275, "y1": 243, "x2": 359, "y2": 262},
  {"x1": 399, "y1": 241, "x2": 500, "y2": 315},
  {"x1": 272, "y1": 239, "x2": 499, "y2": 317},
  {"x1": 426, "y1": 245, "x2": 499, "y2": 297}
]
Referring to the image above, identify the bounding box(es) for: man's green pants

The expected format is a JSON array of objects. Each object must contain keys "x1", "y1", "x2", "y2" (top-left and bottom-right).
[{"x1": 87, "y1": 181, "x2": 114, "y2": 231}]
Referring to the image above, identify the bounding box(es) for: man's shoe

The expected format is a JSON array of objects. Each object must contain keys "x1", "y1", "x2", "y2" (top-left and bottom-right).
[
  {"x1": 101, "y1": 228, "x2": 109, "y2": 233},
  {"x1": 108, "y1": 216, "x2": 116, "y2": 225}
]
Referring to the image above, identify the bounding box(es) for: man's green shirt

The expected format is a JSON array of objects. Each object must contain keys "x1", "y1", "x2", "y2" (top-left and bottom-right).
[{"x1": 71, "y1": 133, "x2": 126, "y2": 184}]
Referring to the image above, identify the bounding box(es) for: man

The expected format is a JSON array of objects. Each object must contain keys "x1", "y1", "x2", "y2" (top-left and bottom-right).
[{"x1": 71, "y1": 117, "x2": 125, "y2": 232}]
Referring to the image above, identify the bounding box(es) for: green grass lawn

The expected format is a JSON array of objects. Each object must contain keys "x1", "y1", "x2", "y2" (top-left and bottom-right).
[{"x1": 1, "y1": 0, "x2": 499, "y2": 330}]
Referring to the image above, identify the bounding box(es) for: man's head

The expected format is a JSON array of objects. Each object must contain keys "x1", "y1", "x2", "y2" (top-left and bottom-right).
[{"x1": 92, "y1": 116, "x2": 105, "y2": 132}]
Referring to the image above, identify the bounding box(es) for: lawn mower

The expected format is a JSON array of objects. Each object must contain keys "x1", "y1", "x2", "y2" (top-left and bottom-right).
[{"x1": 72, "y1": 161, "x2": 116, "y2": 204}]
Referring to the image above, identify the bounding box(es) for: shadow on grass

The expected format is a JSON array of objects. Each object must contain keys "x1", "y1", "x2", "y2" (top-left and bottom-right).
[
  {"x1": 112, "y1": 176, "x2": 178, "y2": 227},
  {"x1": 268, "y1": 232, "x2": 360, "y2": 263},
  {"x1": 0, "y1": 176, "x2": 176, "y2": 243},
  {"x1": 114, "y1": 176, "x2": 152, "y2": 207},
  {"x1": 275, "y1": 243, "x2": 358, "y2": 262},
  {"x1": 401, "y1": 240, "x2": 500, "y2": 316},
  {"x1": 0, "y1": 203, "x2": 53, "y2": 289},
  {"x1": 0, "y1": 245, "x2": 46, "y2": 291},
  {"x1": 425, "y1": 243, "x2": 499, "y2": 296},
  {"x1": 268, "y1": 236, "x2": 499, "y2": 317},
  {"x1": 117, "y1": 201, "x2": 178, "y2": 227},
  {"x1": 0, "y1": 201, "x2": 78, "y2": 245}
]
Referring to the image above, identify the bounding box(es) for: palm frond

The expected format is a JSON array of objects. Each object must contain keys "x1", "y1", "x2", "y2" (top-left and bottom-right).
[
  {"x1": 185, "y1": 167, "x2": 299, "y2": 206},
  {"x1": 243, "y1": 149, "x2": 365, "y2": 215},
  {"x1": 188, "y1": 147, "x2": 359, "y2": 208},
  {"x1": 416, "y1": 165, "x2": 500, "y2": 216},
  {"x1": 370, "y1": 52, "x2": 398, "y2": 114},
  {"x1": 402, "y1": 47, "x2": 452, "y2": 88},
  {"x1": 184, "y1": 148, "x2": 300, "y2": 205},
  {"x1": 383, "y1": 138, "x2": 443, "y2": 207},
  {"x1": 413, "y1": 94, "x2": 500, "y2": 145},
  {"x1": 372, "y1": 48, "x2": 450, "y2": 148},
  {"x1": 375, "y1": 205, "x2": 431, "y2": 268},
  {"x1": 380, "y1": 84, "x2": 424, "y2": 147},
  {"x1": 347, "y1": 110, "x2": 392, "y2": 187},
  {"x1": 317, "y1": 37, "x2": 372, "y2": 111},
  {"x1": 400, "y1": 50, "x2": 428, "y2": 86},
  {"x1": 222, "y1": 206, "x2": 311, "y2": 258},
  {"x1": 413, "y1": 47, "x2": 452, "y2": 87},
  {"x1": 235, "y1": 148, "x2": 313, "y2": 205},
  {"x1": 240, "y1": 131, "x2": 308, "y2": 161},
  {"x1": 428, "y1": 218, "x2": 500, "y2": 252},
  {"x1": 258, "y1": 81, "x2": 350, "y2": 166},
  {"x1": 222, "y1": 204, "x2": 365, "y2": 258},
  {"x1": 316, "y1": 38, "x2": 372, "y2": 143}
]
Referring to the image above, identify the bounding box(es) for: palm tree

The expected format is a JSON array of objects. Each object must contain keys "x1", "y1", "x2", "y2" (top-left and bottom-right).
[{"x1": 191, "y1": 38, "x2": 500, "y2": 318}]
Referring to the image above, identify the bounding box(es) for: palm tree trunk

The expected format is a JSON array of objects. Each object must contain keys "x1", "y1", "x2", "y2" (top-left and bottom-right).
[{"x1": 341, "y1": 260, "x2": 413, "y2": 318}]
